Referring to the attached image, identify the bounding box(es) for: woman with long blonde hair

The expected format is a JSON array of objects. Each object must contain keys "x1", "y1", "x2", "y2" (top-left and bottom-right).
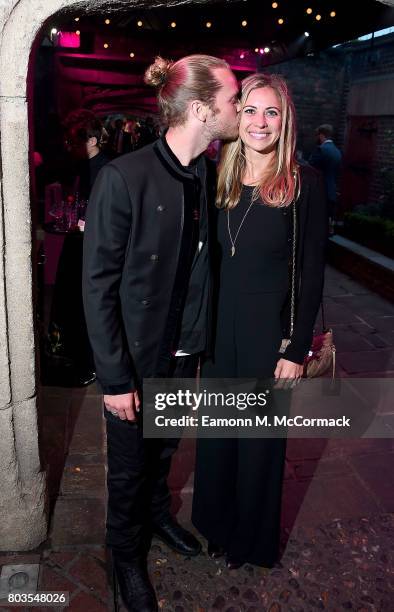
[{"x1": 192, "y1": 73, "x2": 327, "y2": 568}]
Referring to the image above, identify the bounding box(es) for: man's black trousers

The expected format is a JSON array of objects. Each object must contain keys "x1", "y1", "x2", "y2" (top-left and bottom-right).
[{"x1": 105, "y1": 354, "x2": 199, "y2": 561}]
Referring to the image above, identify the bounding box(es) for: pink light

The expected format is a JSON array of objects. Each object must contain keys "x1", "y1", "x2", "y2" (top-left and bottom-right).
[
  {"x1": 240, "y1": 53, "x2": 245, "y2": 59},
  {"x1": 57, "y1": 32, "x2": 81, "y2": 48},
  {"x1": 259, "y1": 48, "x2": 265, "y2": 54}
]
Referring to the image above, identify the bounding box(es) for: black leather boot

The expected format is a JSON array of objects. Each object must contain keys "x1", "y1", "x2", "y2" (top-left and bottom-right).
[
  {"x1": 113, "y1": 557, "x2": 158, "y2": 612},
  {"x1": 225, "y1": 555, "x2": 244, "y2": 570},
  {"x1": 152, "y1": 518, "x2": 202, "y2": 556},
  {"x1": 207, "y1": 541, "x2": 226, "y2": 559}
]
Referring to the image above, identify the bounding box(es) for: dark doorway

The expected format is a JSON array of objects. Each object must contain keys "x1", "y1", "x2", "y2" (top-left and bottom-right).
[{"x1": 340, "y1": 116, "x2": 378, "y2": 211}]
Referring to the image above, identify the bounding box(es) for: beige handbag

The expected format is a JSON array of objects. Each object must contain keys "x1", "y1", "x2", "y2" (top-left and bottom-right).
[{"x1": 279, "y1": 200, "x2": 336, "y2": 379}]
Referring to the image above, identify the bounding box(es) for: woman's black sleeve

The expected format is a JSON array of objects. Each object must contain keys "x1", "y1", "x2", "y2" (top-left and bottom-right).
[{"x1": 282, "y1": 171, "x2": 328, "y2": 365}]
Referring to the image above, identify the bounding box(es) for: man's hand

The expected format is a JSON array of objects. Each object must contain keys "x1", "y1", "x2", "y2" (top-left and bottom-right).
[
  {"x1": 274, "y1": 358, "x2": 303, "y2": 389},
  {"x1": 103, "y1": 391, "x2": 141, "y2": 421}
]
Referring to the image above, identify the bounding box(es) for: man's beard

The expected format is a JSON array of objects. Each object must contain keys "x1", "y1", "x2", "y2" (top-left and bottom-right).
[{"x1": 207, "y1": 110, "x2": 239, "y2": 142}]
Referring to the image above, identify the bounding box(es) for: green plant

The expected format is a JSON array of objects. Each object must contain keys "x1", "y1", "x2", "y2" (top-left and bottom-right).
[
  {"x1": 379, "y1": 166, "x2": 394, "y2": 220},
  {"x1": 342, "y1": 212, "x2": 394, "y2": 258}
]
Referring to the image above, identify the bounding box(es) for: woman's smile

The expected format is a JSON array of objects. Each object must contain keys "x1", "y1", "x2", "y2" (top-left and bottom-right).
[{"x1": 248, "y1": 131, "x2": 271, "y2": 140}]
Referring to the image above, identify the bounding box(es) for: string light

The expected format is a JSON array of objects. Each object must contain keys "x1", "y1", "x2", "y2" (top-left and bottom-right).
[
  {"x1": 241, "y1": 20, "x2": 247, "y2": 27},
  {"x1": 278, "y1": 18, "x2": 284, "y2": 25},
  {"x1": 74, "y1": 17, "x2": 80, "y2": 22},
  {"x1": 259, "y1": 48, "x2": 265, "y2": 54},
  {"x1": 272, "y1": 2, "x2": 278, "y2": 8},
  {"x1": 306, "y1": 8, "x2": 313, "y2": 15},
  {"x1": 137, "y1": 20, "x2": 143, "y2": 27},
  {"x1": 105, "y1": 19, "x2": 111, "y2": 25},
  {"x1": 130, "y1": 52, "x2": 135, "y2": 57},
  {"x1": 304, "y1": 31, "x2": 310, "y2": 37},
  {"x1": 206, "y1": 21, "x2": 212, "y2": 28},
  {"x1": 170, "y1": 21, "x2": 176, "y2": 28},
  {"x1": 51, "y1": 28, "x2": 58, "y2": 34},
  {"x1": 264, "y1": 46, "x2": 270, "y2": 53},
  {"x1": 315, "y1": 14, "x2": 322, "y2": 21},
  {"x1": 103, "y1": 43, "x2": 109, "y2": 48},
  {"x1": 254, "y1": 47, "x2": 259, "y2": 52},
  {"x1": 330, "y1": 11, "x2": 336, "y2": 17},
  {"x1": 76, "y1": 30, "x2": 80, "y2": 35},
  {"x1": 240, "y1": 53, "x2": 245, "y2": 59}
]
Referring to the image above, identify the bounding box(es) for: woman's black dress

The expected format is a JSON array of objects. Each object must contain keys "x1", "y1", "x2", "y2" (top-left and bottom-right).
[{"x1": 192, "y1": 185, "x2": 291, "y2": 567}]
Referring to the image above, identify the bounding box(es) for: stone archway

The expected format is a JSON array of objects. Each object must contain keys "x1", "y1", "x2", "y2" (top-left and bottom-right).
[
  {"x1": 0, "y1": 0, "x2": 391, "y2": 551},
  {"x1": 0, "y1": 0, "x2": 220, "y2": 552}
]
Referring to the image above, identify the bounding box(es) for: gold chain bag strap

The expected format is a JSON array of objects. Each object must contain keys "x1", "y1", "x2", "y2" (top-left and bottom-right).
[{"x1": 279, "y1": 198, "x2": 336, "y2": 378}]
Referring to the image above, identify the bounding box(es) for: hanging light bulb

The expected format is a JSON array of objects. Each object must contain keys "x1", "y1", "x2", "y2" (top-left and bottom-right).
[
  {"x1": 137, "y1": 20, "x2": 143, "y2": 27},
  {"x1": 130, "y1": 52, "x2": 135, "y2": 58},
  {"x1": 272, "y1": 2, "x2": 278, "y2": 8},
  {"x1": 278, "y1": 18, "x2": 284, "y2": 25},
  {"x1": 206, "y1": 21, "x2": 212, "y2": 28},
  {"x1": 315, "y1": 14, "x2": 322, "y2": 21},
  {"x1": 170, "y1": 21, "x2": 177, "y2": 28},
  {"x1": 74, "y1": 17, "x2": 80, "y2": 22},
  {"x1": 105, "y1": 19, "x2": 111, "y2": 25},
  {"x1": 103, "y1": 43, "x2": 109, "y2": 49},
  {"x1": 264, "y1": 47, "x2": 270, "y2": 53},
  {"x1": 241, "y1": 20, "x2": 247, "y2": 27},
  {"x1": 330, "y1": 11, "x2": 336, "y2": 18},
  {"x1": 306, "y1": 8, "x2": 313, "y2": 15}
]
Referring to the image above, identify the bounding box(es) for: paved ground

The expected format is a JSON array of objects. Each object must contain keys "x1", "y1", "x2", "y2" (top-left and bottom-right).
[{"x1": 0, "y1": 265, "x2": 393, "y2": 611}]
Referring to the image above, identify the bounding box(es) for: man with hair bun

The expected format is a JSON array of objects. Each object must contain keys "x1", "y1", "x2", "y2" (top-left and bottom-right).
[{"x1": 83, "y1": 54, "x2": 239, "y2": 611}]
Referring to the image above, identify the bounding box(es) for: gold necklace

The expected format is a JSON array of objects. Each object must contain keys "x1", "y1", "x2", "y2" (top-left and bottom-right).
[
  {"x1": 228, "y1": 169, "x2": 297, "y2": 256},
  {"x1": 227, "y1": 193, "x2": 255, "y2": 257}
]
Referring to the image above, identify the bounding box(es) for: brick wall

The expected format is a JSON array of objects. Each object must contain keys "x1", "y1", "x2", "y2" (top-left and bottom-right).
[
  {"x1": 265, "y1": 52, "x2": 347, "y2": 158},
  {"x1": 347, "y1": 38, "x2": 394, "y2": 211},
  {"x1": 350, "y1": 37, "x2": 394, "y2": 80},
  {"x1": 266, "y1": 35, "x2": 394, "y2": 212},
  {"x1": 370, "y1": 116, "x2": 394, "y2": 207}
]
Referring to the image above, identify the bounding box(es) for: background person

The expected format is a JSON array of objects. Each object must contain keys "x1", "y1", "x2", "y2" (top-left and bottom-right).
[
  {"x1": 47, "y1": 109, "x2": 109, "y2": 386},
  {"x1": 108, "y1": 117, "x2": 134, "y2": 157},
  {"x1": 63, "y1": 109, "x2": 110, "y2": 198},
  {"x1": 309, "y1": 123, "x2": 342, "y2": 232}
]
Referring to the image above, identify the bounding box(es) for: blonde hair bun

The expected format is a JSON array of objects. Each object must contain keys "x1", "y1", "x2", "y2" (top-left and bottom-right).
[{"x1": 144, "y1": 56, "x2": 173, "y2": 88}]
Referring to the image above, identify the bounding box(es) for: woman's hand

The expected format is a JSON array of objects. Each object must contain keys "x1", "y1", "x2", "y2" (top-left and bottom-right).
[{"x1": 274, "y1": 358, "x2": 303, "y2": 389}]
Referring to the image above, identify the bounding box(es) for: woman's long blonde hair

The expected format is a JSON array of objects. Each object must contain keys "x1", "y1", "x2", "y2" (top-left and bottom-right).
[{"x1": 217, "y1": 73, "x2": 299, "y2": 209}]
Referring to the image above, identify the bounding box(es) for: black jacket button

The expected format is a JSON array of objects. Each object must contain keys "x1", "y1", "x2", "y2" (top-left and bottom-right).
[
  {"x1": 141, "y1": 299, "x2": 150, "y2": 306},
  {"x1": 150, "y1": 254, "x2": 159, "y2": 261},
  {"x1": 157, "y1": 205, "x2": 165, "y2": 212},
  {"x1": 134, "y1": 340, "x2": 141, "y2": 347}
]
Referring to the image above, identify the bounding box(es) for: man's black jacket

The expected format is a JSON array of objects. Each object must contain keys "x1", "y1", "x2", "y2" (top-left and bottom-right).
[{"x1": 82, "y1": 137, "x2": 215, "y2": 394}]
